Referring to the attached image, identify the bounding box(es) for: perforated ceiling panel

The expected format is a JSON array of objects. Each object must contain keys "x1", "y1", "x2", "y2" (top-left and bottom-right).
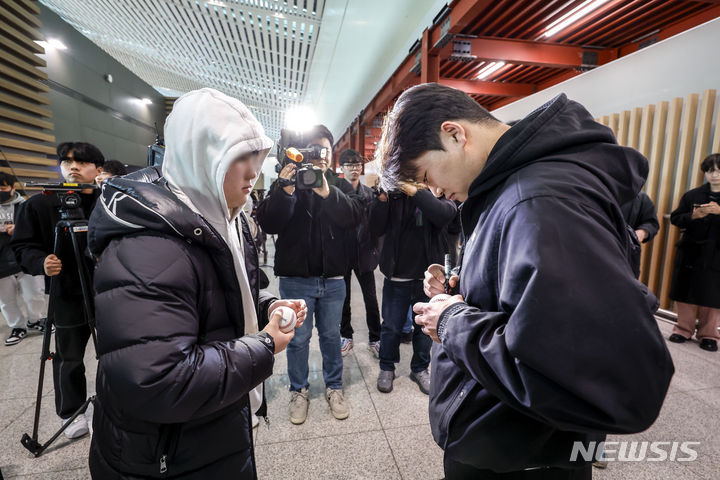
[{"x1": 40, "y1": 0, "x2": 326, "y2": 139}]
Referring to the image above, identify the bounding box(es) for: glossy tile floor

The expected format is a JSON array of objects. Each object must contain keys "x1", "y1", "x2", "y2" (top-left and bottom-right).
[{"x1": 1, "y1": 248, "x2": 719, "y2": 478}]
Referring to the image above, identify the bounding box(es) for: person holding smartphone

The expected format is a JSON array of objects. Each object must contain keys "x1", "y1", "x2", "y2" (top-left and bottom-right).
[{"x1": 668, "y1": 153, "x2": 720, "y2": 352}]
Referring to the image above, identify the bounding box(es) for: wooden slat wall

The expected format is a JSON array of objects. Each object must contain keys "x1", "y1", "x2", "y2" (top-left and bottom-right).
[
  {"x1": 165, "y1": 97, "x2": 177, "y2": 116},
  {"x1": 596, "y1": 89, "x2": 720, "y2": 310},
  {"x1": 0, "y1": 0, "x2": 60, "y2": 183}
]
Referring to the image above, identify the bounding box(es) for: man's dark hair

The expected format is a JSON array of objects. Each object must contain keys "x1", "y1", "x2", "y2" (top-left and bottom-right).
[
  {"x1": 102, "y1": 159, "x2": 128, "y2": 176},
  {"x1": 700, "y1": 153, "x2": 720, "y2": 172},
  {"x1": 305, "y1": 124, "x2": 333, "y2": 147},
  {"x1": 0, "y1": 172, "x2": 17, "y2": 187},
  {"x1": 57, "y1": 142, "x2": 105, "y2": 167},
  {"x1": 339, "y1": 149, "x2": 363, "y2": 165},
  {"x1": 376, "y1": 83, "x2": 500, "y2": 189}
]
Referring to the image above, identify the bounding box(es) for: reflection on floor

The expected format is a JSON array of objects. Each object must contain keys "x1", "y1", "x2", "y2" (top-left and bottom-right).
[{"x1": 1, "y1": 260, "x2": 719, "y2": 479}]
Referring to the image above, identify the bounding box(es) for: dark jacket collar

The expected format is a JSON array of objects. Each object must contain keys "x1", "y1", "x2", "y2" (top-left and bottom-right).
[{"x1": 88, "y1": 166, "x2": 229, "y2": 256}]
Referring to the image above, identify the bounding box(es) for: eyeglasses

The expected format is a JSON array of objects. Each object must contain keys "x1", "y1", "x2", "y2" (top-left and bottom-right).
[{"x1": 343, "y1": 164, "x2": 363, "y2": 170}]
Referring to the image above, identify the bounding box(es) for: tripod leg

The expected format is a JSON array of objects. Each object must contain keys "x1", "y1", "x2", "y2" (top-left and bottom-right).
[
  {"x1": 22, "y1": 227, "x2": 61, "y2": 455},
  {"x1": 22, "y1": 396, "x2": 95, "y2": 457},
  {"x1": 69, "y1": 227, "x2": 98, "y2": 354},
  {"x1": 29, "y1": 313, "x2": 54, "y2": 442}
]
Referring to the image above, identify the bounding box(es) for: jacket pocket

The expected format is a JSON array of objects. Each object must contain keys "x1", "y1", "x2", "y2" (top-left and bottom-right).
[
  {"x1": 156, "y1": 424, "x2": 181, "y2": 476},
  {"x1": 437, "y1": 380, "x2": 474, "y2": 449}
]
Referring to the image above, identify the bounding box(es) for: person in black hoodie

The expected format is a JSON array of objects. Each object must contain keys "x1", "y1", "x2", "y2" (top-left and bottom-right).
[
  {"x1": 11, "y1": 142, "x2": 103, "y2": 440},
  {"x1": 338, "y1": 149, "x2": 382, "y2": 358},
  {"x1": 375, "y1": 83, "x2": 674, "y2": 479},
  {"x1": 370, "y1": 179, "x2": 456, "y2": 395},
  {"x1": 256, "y1": 125, "x2": 362, "y2": 425}
]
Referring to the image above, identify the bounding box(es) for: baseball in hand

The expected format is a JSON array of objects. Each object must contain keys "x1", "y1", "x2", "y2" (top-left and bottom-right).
[
  {"x1": 276, "y1": 306, "x2": 297, "y2": 333},
  {"x1": 429, "y1": 294, "x2": 452, "y2": 304}
]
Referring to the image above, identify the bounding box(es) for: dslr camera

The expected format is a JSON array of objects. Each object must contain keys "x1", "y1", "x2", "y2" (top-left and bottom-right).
[{"x1": 275, "y1": 129, "x2": 326, "y2": 190}]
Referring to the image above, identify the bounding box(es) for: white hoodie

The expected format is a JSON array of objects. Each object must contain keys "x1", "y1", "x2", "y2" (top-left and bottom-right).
[{"x1": 161, "y1": 88, "x2": 273, "y2": 412}]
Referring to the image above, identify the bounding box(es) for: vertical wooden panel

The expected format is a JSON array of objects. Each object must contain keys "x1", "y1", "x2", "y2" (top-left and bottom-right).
[
  {"x1": 645, "y1": 102, "x2": 668, "y2": 204},
  {"x1": 648, "y1": 97, "x2": 683, "y2": 296},
  {"x1": 638, "y1": 103, "x2": 659, "y2": 284},
  {"x1": 639, "y1": 105, "x2": 658, "y2": 168},
  {"x1": 600, "y1": 115, "x2": 610, "y2": 126},
  {"x1": 609, "y1": 113, "x2": 620, "y2": 137},
  {"x1": 712, "y1": 97, "x2": 720, "y2": 154},
  {"x1": 627, "y1": 107, "x2": 643, "y2": 150},
  {"x1": 659, "y1": 93, "x2": 699, "y2": 308},
  {"x1": 689, "y1": 89, "x2": 716, "y2": 188},
  {"x1": 616, "y1": 110, "x2": 631, "y2": 146}
]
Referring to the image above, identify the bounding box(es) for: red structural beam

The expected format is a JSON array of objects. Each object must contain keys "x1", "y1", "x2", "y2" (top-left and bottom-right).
[
  {"x1": 437, "y1": 0, "x2": 495, "y2": 42},
  {"x1": 421, "y1": 28, "x2": 439, "y2": 83},
  {"x1": 617, "y1": 4, "x2": 720, "y2": 56},
  {"x1": 361, "y1": 54, "x2": 419, "y2": 125},
  {"x1": 439, "y1": 37, "x2": 618, "y2": 68},
  {"x1": 439, "y1": 78, "x2": 536, "y2": 96}
]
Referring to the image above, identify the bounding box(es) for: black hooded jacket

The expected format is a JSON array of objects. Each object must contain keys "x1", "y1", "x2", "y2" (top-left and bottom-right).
[
  {"x1": 430, "y1": 94, "x2": 674, "y2": 472},
  {"x1": 370, "y1": 189, "x2": 457, "y2": 279},
  {"x1": 256, "y1": 170, "x2": 362, "y2": 277},
  {"x1": 11, "y1": 189, "x2": 98, "y2": 295},
  {"x1": 87, "y1": 167, "x2": 276, "y2": 479}
]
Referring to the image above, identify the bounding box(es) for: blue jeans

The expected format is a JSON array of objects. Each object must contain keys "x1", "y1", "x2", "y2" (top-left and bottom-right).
[
  {"x1": 279, "y1": 277, "x2": 345, "y2": 391},
  {"x1": 379, "y1": 279, "x2": 432, "y2": 373}
]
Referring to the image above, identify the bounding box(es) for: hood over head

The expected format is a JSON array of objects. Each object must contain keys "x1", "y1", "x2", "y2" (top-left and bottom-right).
[
  {"x1": 469, "y1": 94, "x2": 648, "y2": 208},
  {"x1": 161, "y1": 88, "x2": 273, "y2": 224}
]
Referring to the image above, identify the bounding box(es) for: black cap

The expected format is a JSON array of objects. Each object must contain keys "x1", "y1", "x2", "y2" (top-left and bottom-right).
[{"x1": 339, "y1": 149, "x2": 363, "y2": 165}]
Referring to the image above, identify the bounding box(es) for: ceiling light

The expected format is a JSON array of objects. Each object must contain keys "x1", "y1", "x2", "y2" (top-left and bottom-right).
[
  {"x1": 285, "y1": 105, "x2": 316, "y2": 133},
  {"x1": 476, "y1": 61, "x2": 506, "y2": 80},
  {"x1": 543, "y1": 0, "x2": 611, "y2": 38},
  {"x1": 36, "y1": 38, "x2": 68, "y2": 51}
]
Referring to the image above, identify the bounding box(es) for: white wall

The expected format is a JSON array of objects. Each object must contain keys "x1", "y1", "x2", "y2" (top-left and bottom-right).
[{"x1": 492, "y1": 17, "x2": 720, "y2": 122}]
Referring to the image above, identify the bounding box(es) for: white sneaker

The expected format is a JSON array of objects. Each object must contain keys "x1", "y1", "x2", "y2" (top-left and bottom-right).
[{"x1": 62, "y1": 415, "x2": 89, "y2": 439}]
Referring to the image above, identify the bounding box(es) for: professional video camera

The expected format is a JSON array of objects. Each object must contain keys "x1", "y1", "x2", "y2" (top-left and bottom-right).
[
  {"x1": 371, "y1": 185, "x2": 403, "y2": 201},
  {"x1": 147, "y1": 122, "x2": 165, "y2": 167},
  {"x1": 275, "y1": 128, "x2": 326, "y2": 190},
  {"x1": 27, "y1": 182, "x2": 98, "y2": 220}
]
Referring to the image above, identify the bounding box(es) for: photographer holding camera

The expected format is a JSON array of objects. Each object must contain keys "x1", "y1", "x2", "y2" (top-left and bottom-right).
[
  {"x1": 11, "y1": 142, "x2": 104, "y2": 439},
  {"x1": 257, "y1": 125, "x2": 362, "y2": 425}
]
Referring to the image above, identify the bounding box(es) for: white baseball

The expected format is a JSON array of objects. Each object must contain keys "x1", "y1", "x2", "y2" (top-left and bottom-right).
[
  {"x1": 429, "y1": 294, "x2": 452, "y2": 304},
  {"x1": 276, "y1": 306, "x2": 297, "y2": 333}
]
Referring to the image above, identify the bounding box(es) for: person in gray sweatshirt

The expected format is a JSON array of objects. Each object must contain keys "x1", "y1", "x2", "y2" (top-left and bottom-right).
[{"x1": 0, "y1": 173, "x2": 47, "y2": 346}]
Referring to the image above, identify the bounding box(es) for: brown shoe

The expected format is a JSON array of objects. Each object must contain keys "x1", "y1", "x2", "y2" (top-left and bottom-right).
[
  {"x1": 325, "y1": 388, "x2": 349, "y2": 420},
  {"x1": 289, "y1": 388, "x2": 309, "y2": 425}
]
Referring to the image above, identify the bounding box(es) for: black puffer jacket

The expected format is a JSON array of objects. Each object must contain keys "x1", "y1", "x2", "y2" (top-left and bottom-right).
[{"x1": 88, "y1": 167, "x2": 276, "y2": 479}]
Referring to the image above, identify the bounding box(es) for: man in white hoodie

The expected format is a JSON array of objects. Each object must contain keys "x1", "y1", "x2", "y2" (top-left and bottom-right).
[{"x1": 88, "y1": 88, "x2": 306, "y2": 479}]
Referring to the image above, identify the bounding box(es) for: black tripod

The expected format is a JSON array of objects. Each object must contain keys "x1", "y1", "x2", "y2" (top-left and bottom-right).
[{"x1": 21, "y1": 188, "x2": 98, "y2": 457}]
